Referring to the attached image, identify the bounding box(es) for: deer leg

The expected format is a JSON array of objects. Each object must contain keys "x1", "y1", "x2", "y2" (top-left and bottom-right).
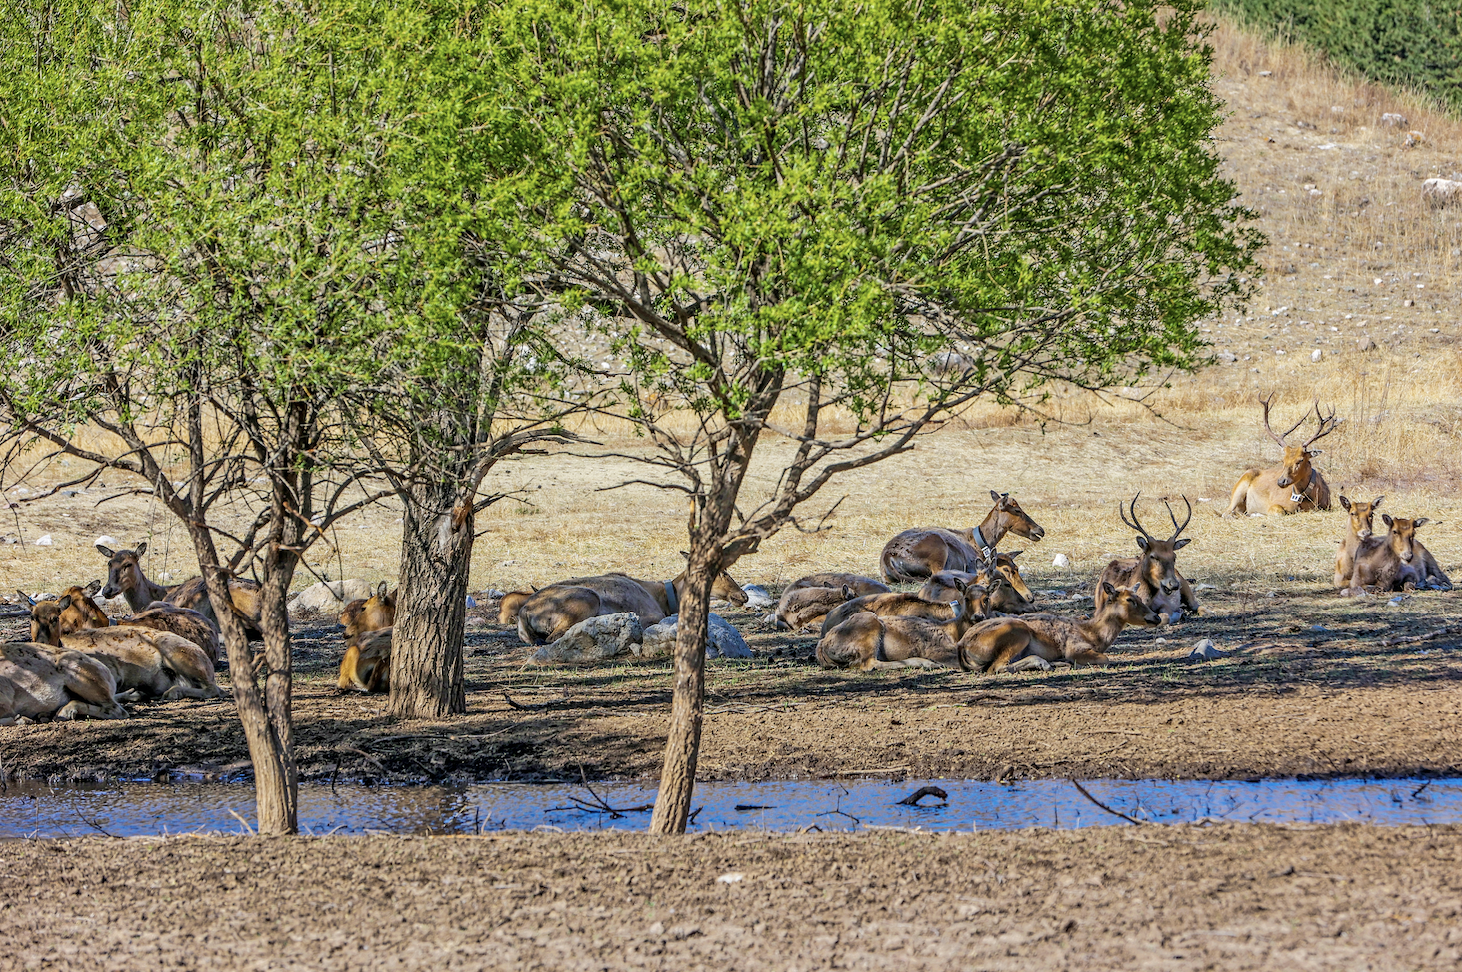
[
  {"x1": 1004, "y1": 655, "x2": 1052, "y2": 673},
  {"x1": 1178, "y1": 577, "x2": 1201, "y2": 615},
  {"x1": 1226, "y1": 473, "x2": 1257, "y2": 516}
]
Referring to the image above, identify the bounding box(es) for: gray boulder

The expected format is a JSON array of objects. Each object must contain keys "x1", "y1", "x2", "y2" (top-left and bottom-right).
[
  {"x1": 1188, "y1": 638, "x2": 1232, "y2": 661},
  {"x1": 739, "y1": 584, "x2": 775, "y2": 611},
  {"x1": 638, "y1": 612, "x2": 752, "y2": 660},
  {"x1": 530, "y1": 613, "x2": 643, "y2": 665},
  {"x1": 289, "y1": 579, "x2": 378, "y2": 615}
]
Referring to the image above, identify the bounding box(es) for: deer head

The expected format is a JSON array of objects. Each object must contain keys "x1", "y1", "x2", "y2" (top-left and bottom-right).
[
  {"x1": 1260, "y1": 396, "x2": 1338, "y2": 492},
  {"x1": 1339, "y1": 495, "x2": 1383, "y2": 541},
  {"x1": 1382, "y1": 514, "x2": 1428, "y2": 564},
  {"x1": 1120, "y1": 493, "x2": 1192, "y2": 595},
  {"x1": 97, "y1": 541, "x2": 147, "y2": 600}
]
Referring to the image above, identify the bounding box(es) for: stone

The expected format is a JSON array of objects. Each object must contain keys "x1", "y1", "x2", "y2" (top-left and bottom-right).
[
  {"x1": 1051, "y1": 553, "x2": 1070, "y2": 568},
  {"x1": 1358, "y1": 335, "x2": 1377, "y2": 352},
  {"x1": 1217, "y1": 350, "x2": 1237, "y2": 364},
  {"x1": 94, "y1": 534, "x2": 117, "y2": 548},
  {"x1": 289, "y1": 579, "x2": 377, "y2": 614},
  {"x1": 638, "y1": 612, "x2": 752, "y2": 660},
  {"x1": 530, "y1": 613, "x2": 642, "y2": 665},
  {"x1": 1311, "y1": 349, "x2": 1323, "y2": 362},
  {"x1": 1188, "y1": 639, "x2": 1231, "y2": 661},
  {"x1": 739, "y1": 584, "x2": 775, "y2": 611},
  {"x1": 1381, "y1": 112, "x2": 1407, "y2": 127}
]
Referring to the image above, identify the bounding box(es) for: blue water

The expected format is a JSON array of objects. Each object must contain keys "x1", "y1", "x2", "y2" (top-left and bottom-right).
[{"x1": 0, "y1": 776, "x2": 1455, "y2": 837}]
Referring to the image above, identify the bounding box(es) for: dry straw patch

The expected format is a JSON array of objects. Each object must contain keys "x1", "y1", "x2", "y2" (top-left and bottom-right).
[{"x1": 3, "y1": 18, "x2": 1461, "y2": 601}]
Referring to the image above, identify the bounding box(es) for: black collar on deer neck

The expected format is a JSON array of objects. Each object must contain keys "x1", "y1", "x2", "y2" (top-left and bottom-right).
[
  {"x1": 664, "y1": 579, "x2": 679, "y2": 615},
  {"x1": 973, "y1": 524, "x2": 996, "y2": 564}
]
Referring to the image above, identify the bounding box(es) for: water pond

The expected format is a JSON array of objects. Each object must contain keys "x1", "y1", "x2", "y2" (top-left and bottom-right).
[{"x1": 1, "y1": 776, "x2": 1456, "y2": 838}]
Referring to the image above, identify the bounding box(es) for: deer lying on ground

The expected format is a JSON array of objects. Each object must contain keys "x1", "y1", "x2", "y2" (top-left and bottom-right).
[
  {"x1": 338, "y1": 628, "x2": 391, "y2": 693},
  {"x1": 917, "y1": 552, "x2": 1035, "y2": 614},
  {"x1": 25, "y1": 586, "x2": 223, "y2": 663},
  {"x1": 30, "y1": 609, "x2": 224, "y2": 701},
  {"x1": 498, "y1": 588, "x2": 537, "y2": 624},
  {"x1": 0, "y1": 642, "x2": 128, "y2": 724},
  {"x1": 1345, "y1": 514, "x2": 1451, "y2": 594},
  {"x1": 783, "y1": 573, "x2": 891, "y2": 597},
  {"x1": 1335, "y1": 495, "x2": 1383, "y2": 590},
  {"x1": 1097, "y1": 494, "x2": 1200, "y2": 623},
  {"x1": 768, "y1": 573, "x2": 891, "y2": 630},
  {"x1": 15, "y1": 587, "x2": 110, "y2": 641},
  {"x1": 97, "y1": 542, "x2": 264, "y2": 639},
  {"x1": 819, "y1": 575, "x2": 1012, "y2": 636},
  {"x1": 515, "y1": 562, "x2": 748, "y2": 645},
  {"x1": 120, "y1": 602, "x2": 222, "y2": 664},
  {"x1": 879, "y1": 491, "x2": 1045, "y2": 582},
  {"x1": 1227, "y1": 397, "x2": 1337, "y2": 516},
  {"x1": 960, "y1": 583, "x2": 1165, "y2": 673},
  {"x1": 815, "y1": 580, "x2": 987, "y2": 671}
]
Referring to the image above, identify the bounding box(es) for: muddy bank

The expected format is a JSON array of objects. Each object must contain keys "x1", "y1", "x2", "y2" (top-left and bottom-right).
[
  {"x1": 2, "y1": 586, "x2": 1461, "y2": 786},
  {"x1": 3, "y1": 824, "x2": 1461, "y2": 971}
]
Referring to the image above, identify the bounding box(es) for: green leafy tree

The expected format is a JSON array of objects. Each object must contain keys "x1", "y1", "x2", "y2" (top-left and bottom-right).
[{"x1": 476, "y1": 0, "x2": 1262, "y2": 833}]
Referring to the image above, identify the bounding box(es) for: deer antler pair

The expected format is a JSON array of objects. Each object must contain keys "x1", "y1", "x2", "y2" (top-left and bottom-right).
[
  {"x1": 1120, "y1": 492, "x2": 1192, "y2": 542},
  {"x1": 1260, "y1": 394, "x2": 1338, "y2": 448}
]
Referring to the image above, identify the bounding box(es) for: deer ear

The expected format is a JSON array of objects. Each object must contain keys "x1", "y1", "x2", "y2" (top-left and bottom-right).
[
  {"x1": 57, "y1": 595, "x2": 72, "y2": 610},
  {"x1": 1135, "y1": 536, "x2": 1149, "y2": 551},
  {"x1": 16, "y1": 589, "x2": 34, "y2": 607},
  {"x1": 679, "y1": 550, "x2": 690, "y2": 561},
  {"x1": 1173, "y1": 538, "x2": 1192, "y2": 550},
  {"x1": 1101, "y1": 581, "x2": 1118, "y2": 598},
  {"x1": 1382, "y1": 514, "x2": 1394, "y2": 527},
  {"x1": 95, "y1": 544, "x2": 115, "y2": 558},
  {"x1": 1415, "y1": 518, "x2": 1430, "y2": 528},
  {"x1": 841, "y1": 585, "x2": 855, "y2": 600},
  {"x1": 376, "y1": 581, "x2": 387, "y2": 600},
  {"x1": 1374, "y1": 496, "x2": 1385, "y2": 508},
  {"x1": 84, "y1": 579, "x2": 101, "y2": 597},
  {"x1": 135, "y1": 540, "x2": 148, "y2": 558},
  {"x1": 1339, "y1": 496, "x2": 1351, "y2": 511},
  {"x1": 1309, "y1": 449, "x2": 1323, "y2": 457},
  {"x1": 1005, "y1": 550, "x2": 1022, "y2": 560},
  {"x1": 990, "y1": 489, "x2": 1002, "y2": 503}
]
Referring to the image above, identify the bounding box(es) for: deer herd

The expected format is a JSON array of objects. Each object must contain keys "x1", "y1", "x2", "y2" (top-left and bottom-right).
[{"x1": 0, "y1": 397, "x2": 1453, "y2": 724}]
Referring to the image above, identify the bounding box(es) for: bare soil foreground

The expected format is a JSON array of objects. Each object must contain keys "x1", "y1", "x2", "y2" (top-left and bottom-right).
[
  {"x1": 4, "y1": 826, "x2": 1462, "y2": 971},
  {"x1": 2, "y1": 576, "x2": 1461, "y2": 786}
]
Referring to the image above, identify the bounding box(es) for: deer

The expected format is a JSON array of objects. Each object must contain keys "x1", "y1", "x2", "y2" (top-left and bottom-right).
[
  {"x1": 1097, "y1": 494, "x2": 1199, "y2": 623},
  {"x1": 338, "y1": 627, "x2": 391, "y2": 693},
  {"x1": 783, "y1": 573, "x2": 891, "y2": 598},
  {"x1": 1345, "y1": 515, "x2": 1449, "y2": 594},
  {"x1": 14, "y1": 587, "x2": 109, "y2": 641},
  {"x1": 815, "y1": 580, "x2": 987, "y2": 671},
  {"x1": 29, "y1": 615, "x2": 225, "y2": 702},
  {"x1": 960, "y1": 583, "x2": 1165, "y2": 673},
  {"x1": 879, "y1": 491, "x2": 1045, "y2": 582},
  {"x1": 339, "y1": 582, "x2": 396, "y2": 647},
  {"x1": 768, "y1": 573, "x2": 891, "y2": 631},
  {"x1": 917, "y1": 551, "x2": 1035, "y2": 614},
  {"x1": 97, "y1": 542, "x2": 263, "y2": 639},
  {"x1": 1335, "y1": 495, "x2": 1383, "y2": 590},
  {"x1": 515, "y1": 560, "x2": 748, "y2": 645},
  {"x1": 0, "y1": 642, "x2": 129, "y2": 724},
  {"x1": 498, "y1": 588, "x2": 537, "y2": 625},
  {"x1": 118, "y1": 602, "x2": 222, "y2": 664},
  {"x1": 1227, "y1": 397, "x2": 1337, "y2": 516},
  {"x1": 819, "y1": 575, "x2": 1012, "y2": 636}
]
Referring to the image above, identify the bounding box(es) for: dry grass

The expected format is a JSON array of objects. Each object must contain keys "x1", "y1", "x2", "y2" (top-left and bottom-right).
[{"x1": 3, "y1": 18, "x2": 1462, "y2": 602}]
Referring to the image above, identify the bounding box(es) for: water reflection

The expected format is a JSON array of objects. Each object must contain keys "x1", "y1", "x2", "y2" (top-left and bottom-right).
[{"x1": 1, "y1": 777, "x2": 1456, "y2": 838}]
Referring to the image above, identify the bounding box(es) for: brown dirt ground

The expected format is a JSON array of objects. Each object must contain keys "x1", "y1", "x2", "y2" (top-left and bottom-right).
[
  {"x1": 2, "y1": 576, "x2": 1460, "y2": 787},
  {"x1": 4, "y1": 825, "x2": 1462, "y2": 971}
]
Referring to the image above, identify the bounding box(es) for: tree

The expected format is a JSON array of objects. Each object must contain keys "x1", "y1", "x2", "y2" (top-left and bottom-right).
[{"x1": 476, "y1": 0, "x2": 1262, "y2": 833}]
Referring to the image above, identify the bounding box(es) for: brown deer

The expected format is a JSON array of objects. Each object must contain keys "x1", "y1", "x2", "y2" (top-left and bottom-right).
[
  {"x1": 917, "y1": 551, "x2": 1035, "y2": 613},
  {"x1": 339, "y1": 582, "x2": 396, "y2": 647},
  {"x1": 497, "y1": 588, "x2": 537, "y2": 624},
  {"x1": 32, "y1": 623, "x2": 224, "y2": 702},
  {"x1": 338, "y1": 627, "x2": 391, "y2": 693},
  {"x1": 1227, "y1": 397, "x2": 1337, "y2": 516},
  {"x1": 783, "y1": 573, "x2": 891, "y2": 598},
  {"x1": 97, "y1": 542, "x2": 263, "y2": 639},
  {"x1": 1096, "y1": 494, "x2": 1199, "y2": 623},
  {"x1": 770, "y1": 585, "x2": 859, "y2": 632},
  {"x1": 1335, "y1": 495, "x2": 1383, "y2": 590},
  {"x1": 815, "y1": 583, "x2": 986, "y2": 671},
  {"x1": 515, "y1": 563, "x2": 747, "y2": 645},
  {"x1": 15, "y1": 588, "x2": 109, "y2": 643},
  {"x1": 0, "y1": 643, "x2": 128, "y2": 724},
  {"x1": 820, "y1": 575, "x2": 1010, "y2": 636},
  {"x1": 118, "y1": 602, "x2": 222, "y2": 664},
  {"x1": 1346, "y1": 515, "x2": 1449, "y2": 594},
  {"x1": 960, "y1": 583, "x2": 1165, "y2": 673},
  {"x1": 879, "y1": 491, "x2": 1045, "y2": 582}
]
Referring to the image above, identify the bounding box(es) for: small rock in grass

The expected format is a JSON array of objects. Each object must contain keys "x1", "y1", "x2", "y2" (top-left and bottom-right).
[
  {"x1": 531, "y1": 612, "x2": 643, "y2": 665},
  {"x1": 1052, "y1": 553, "x2": 1070, "y2": 568},
  {"x1": 34, "y1": 535, "x2": 53, "y2": 546},
  {"x1": 1311, "y1": 349, "x2": 1323, "y2": 362},
  {"x1": 1386, "y1": 596, "x2": 1405, "y2": 609},
  {"x1": 739, "y1": 584, "x2": 775, "y2": 611},
  {"x1": 1189, "y1": 639, "x2": 1231, "y2": 661}
]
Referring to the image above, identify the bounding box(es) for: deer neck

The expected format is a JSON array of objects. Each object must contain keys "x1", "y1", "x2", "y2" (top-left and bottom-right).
[
  {"x1": 1077, "y1": 609, "x2": 1127, "y2": 651},
  {"x1": 976, "y1": 510, "x2": 1005, "y2": 550}
]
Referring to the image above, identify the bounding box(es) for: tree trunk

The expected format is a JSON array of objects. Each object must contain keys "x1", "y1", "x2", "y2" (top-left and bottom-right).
[
  {"x1": 389, "y1": 481, "x2": 472, "y2": 719},
  {"x1": 648, "y1": 542, "x2": 716, "y2": 835}
]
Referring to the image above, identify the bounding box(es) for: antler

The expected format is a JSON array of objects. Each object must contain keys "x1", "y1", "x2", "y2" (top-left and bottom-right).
[
  {"x1": 1119, "y1": 492, "x2": 1155, "y2": 542},
  {"x1": 1302, "y1": 401, "x2": 1339, "y2": 448},
  {"x1": 1163, "y1": 496, "x2": 1193, "y2": 541},
  {"x1": 1259, "y1": 393, "x2": 1307, "y2": 447}
]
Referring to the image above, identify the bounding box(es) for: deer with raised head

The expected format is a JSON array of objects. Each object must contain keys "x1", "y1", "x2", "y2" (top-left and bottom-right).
[
  {"x1": 515, "y1": 558, "x2": 748, "y2": 645},
  {"x1": 1346, "y1": 514, "x2": 1450, "y2": 594},
  {"x1": 15, "y1": 587, "x2": 109, "y2": 643},
  {"x1": 879, "y1": 491, "x2": 1045, "y2": 582},
  {"x1": 1335, "y1": 495, "x2": 1383, "y2": 590},
  {"x1": 917, "y1": 551, "x2": 1035, "y2": 614},
  {"x1": 960, "y1": 583, "x2": 1165, "y2": 673},
  {"x1": 339, "y1": 582, "x2": 396, "y2": 647},
  {"x1": 815, "y1": 580, "x2": 987, "y2": 671},
  {"x1": 1097, "y1": 494, "x2": 1199, "y2": 623},
  {"x1": 819, "y1": 574, "x2": 1012, "y2": 636},
  {"x1": 97, "y1": 542, "x2": 263, "y2": 639},
  {"x1": 1227, "y1": 397, "x2": 1337, "y2": 516},
  {"x1": 0, "y1": 642, "x2": 128, "y2": 724}
]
